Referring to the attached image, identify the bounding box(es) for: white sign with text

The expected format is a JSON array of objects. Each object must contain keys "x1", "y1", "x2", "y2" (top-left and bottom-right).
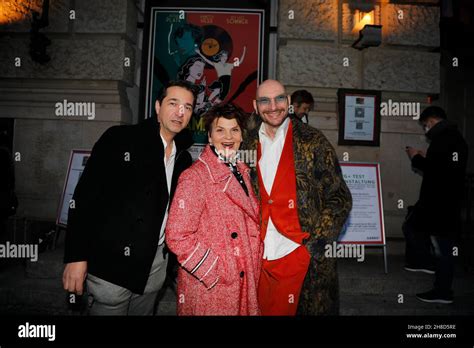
[{"x1": 338, "y1": 162, "x2": 385, "y2": 244}]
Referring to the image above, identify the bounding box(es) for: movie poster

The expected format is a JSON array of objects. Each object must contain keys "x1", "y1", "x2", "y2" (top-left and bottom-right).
[{"x1": 143, "y1": 8, "x2": 264, "y2": 159}]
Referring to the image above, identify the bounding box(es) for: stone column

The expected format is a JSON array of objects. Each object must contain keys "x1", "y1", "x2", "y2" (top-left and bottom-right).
[{"x1": 0, "y1": 0, "x2": 138, "y2": 220}]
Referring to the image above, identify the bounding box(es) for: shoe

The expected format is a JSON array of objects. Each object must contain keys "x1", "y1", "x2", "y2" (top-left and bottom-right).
[
  {"x1": 404, "y1": 264, "x2": 436, "y2": 274},
  {"x1": 416, "y1": 289, "x2": 453, "y2": 304}
]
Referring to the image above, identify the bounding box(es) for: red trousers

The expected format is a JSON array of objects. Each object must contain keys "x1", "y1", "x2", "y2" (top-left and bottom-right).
[{"x1": 258, "y1": 245, "x2": 310, "y2": 316}]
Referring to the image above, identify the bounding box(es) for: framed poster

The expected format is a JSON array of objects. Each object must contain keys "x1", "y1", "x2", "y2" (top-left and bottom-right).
[
  {"x1": 56, "y1": 150, "x2": 91, "y2": 227},
  {"x1": 140, "y1": 0, "x2": 269, "y2": 160},
  {"x1": 337, "y1": 88, "x2": 381, "y2": 146},
  {"x1": 338, "y1": 162, "x2": 385, "y2": 245}
]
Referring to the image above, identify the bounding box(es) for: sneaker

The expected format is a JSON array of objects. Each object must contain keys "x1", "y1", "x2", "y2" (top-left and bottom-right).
[
  {"x1": 404, "y1": 264, "x2": 436, "y2": 274},
  {"x1": 416, "y1": 289, "x2": 454, "y2": 304}
]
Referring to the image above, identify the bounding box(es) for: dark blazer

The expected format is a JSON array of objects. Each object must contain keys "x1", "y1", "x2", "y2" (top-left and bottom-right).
[
  {"x1": 411, "y1": 120, "x2": 468, "y2": 237},
  {"x1": 64, "y1": 117, "x2": 193, "y2": 294}
]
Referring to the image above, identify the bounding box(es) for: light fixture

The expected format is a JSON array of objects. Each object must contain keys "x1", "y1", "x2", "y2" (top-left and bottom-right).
[
  {"x1": 352, "y1": 9, "x2": 375, "y2": 34},
  {"x1": 352, "y1": 24, "x2": 382, "y2": 50},
  {"x1": 349, "y1": 0, "x2": 381, "y2": 50}
]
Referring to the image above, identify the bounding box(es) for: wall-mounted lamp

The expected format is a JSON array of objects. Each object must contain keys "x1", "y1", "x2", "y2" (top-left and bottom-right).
[
  {"x1": 352, "y1": 9, "x2": 375, "y2": 34},
  {"x1": 349, "y1": 0, "x2": 381, "y2": 50},
  {"x1": 352, "y1": 24, "x2": 382, "y2": 50}
]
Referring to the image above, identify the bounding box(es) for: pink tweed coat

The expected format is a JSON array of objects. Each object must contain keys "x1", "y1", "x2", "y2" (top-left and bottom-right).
[{"x1": 166, "y1": 145, "x2": 263, "y2": 315}]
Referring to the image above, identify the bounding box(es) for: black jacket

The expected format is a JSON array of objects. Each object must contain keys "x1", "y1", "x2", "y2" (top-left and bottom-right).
[
  {"x1": 64, "y1": 117, "x2": 193, "y2": 294},
  {"x1": 411, "y1": 120, "x2": 468, "y2": 237}
]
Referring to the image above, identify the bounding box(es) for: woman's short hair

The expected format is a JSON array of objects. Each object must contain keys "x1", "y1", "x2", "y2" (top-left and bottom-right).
[{"x1": 202, "y1": 103, "x2": 248, "y2": 133}]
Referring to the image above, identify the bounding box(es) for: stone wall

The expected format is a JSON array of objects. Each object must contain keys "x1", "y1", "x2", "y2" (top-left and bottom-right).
[
  {"x1": 278, "y1": 0, "x2": 440, "y2": 238},
  {"x1": 0, "y1": 0, "x2": 140, "y2": 220},
  {"x1": 0, "y1": 0, "x2": 442, "y2": 237}
]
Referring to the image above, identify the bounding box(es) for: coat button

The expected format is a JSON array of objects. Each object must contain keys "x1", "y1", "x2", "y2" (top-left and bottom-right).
[
  {"x1": 240, "y1": 271, "x2": 245, "y2": 278},
  {"x1": 136, "y1": 217, "x2": 143, "y2": 223},
  {"x1": 268, "y1": 199, "x2": 273, "y2": 204},
  {"x1": 231, "y1": 232, "x2": 238, "y2": 239}
]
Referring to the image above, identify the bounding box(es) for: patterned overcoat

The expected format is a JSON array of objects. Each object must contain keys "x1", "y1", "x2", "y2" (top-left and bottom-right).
[{"x1": 242, "y1": 116, "x2": 352, "y2": 315}]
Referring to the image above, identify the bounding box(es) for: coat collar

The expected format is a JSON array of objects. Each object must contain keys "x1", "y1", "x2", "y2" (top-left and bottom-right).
[
  {"x1": 246, "y1": 114, "x2": 303, "y2": 151},
  {"x1": 425, "y1": 119, "x2": 452, "y2": 141},
  {"x1": 244, "y1": 114, "x2": 305, "y2": 202},
  {"x1": 198, "y1": 145, "x2": 258, "y2": 223},
  {"x1": 139, "y1": 117, "x2": 194, "y2": 153},
  {"x1": 198, "y1": 144, "x2": 251, "y2": 182}
]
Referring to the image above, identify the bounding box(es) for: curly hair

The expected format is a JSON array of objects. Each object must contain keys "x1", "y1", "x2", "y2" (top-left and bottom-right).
[{"x1": 202, "y1": 102, "x2": 248, "y2": 133}]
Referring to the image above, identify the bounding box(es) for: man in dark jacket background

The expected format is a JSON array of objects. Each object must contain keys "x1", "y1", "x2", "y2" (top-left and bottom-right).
[
  {"x1": 404, "y1": 106, "x2": 468, "y2": 304},
  {"x1": 62, "y1": 80, "x2": 196, "y2": 315}
]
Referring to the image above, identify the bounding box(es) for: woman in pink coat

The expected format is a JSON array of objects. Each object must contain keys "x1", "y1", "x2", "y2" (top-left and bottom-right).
[{"x1": 166, "y1": 103, "x2": 262, "y2": 315}]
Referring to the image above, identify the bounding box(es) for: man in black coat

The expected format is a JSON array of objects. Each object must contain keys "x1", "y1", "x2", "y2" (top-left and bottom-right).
[
  {"x1": 404, "y1": 106, "x2": 468, "y2": 304},
  {"x1": 63, "y1": 81, "x2": 196, "y2": 315}
]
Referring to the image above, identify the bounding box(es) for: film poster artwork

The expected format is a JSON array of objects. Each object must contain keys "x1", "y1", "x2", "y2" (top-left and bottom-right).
[{"x1": 147, "y1": 9, "x2": 263, "y2": 159}]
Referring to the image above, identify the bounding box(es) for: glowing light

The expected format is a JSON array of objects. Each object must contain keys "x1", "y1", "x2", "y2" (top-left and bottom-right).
[
  {"x1": 352, "y1": 10, "x2": 375, "y2": 34},
  {"x1": 0, "y1": 0, "x2": 42, "y2": 26},
  {"x1": 362, "y1": 13, "x2": 372, "y2": 23}
]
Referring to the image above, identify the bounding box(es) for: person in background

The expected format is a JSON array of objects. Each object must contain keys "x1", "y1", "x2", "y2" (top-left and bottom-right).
[
  {"x1": 404, "y1": 106, "x2": 468, "y2": 304},
  {"x1": 290, "y1": 89, "x2": 314, "y2": 124}
]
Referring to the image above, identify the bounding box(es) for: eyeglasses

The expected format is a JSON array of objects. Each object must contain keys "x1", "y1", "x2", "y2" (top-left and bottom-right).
[{"x1": 255, "y1": 94, "x2": 288, "y2": 107}]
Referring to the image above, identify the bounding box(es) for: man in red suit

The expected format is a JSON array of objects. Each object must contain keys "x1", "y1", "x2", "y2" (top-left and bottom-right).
[{"x1": 243, "y1": 79, "x2": 352, "y2": 315}]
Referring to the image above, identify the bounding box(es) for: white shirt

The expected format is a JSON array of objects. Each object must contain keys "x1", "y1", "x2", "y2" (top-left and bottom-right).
[
  {"x1": 258, "y1": 117, "x2": 300, "y2": 260},
  {"x1": 158, "y1": 134, "x2": 176, "y2": 245}
]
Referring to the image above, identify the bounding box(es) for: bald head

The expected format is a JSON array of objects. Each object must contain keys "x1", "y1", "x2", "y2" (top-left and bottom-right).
[
  {"x1": 253, "y1": 79, "x2": 290, "y2": 138},
  {"x1": 256, "y1": 79, "x2": 286, "y2": 98}
]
